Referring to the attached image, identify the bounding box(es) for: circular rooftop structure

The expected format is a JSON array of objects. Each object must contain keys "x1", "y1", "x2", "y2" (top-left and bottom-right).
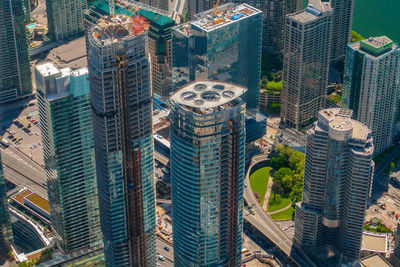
[{"x1": 171, "y1": 81, "x2": 247, "y2": 110}]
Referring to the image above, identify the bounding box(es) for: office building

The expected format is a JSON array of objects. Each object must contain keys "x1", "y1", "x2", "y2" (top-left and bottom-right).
[
  {"x1": 0, "y1": 153, "x2": 13, "y2": 253},
  {"x1": 46, "y1": 0, "x2": 87, "y2": 42},
  {"x1": 230, "y1": 0, "x2": 301, "y2": 54},
  {"x1": 170, "y1": 81, "x2": 246, "y2": 266},
  {"x1": 186, "y1": 0, "x2": 212, "y2": 20},
  {"x1": 394, "y1": 220, "x2": 400, "y2": 264},
  {"x1": 172, "y1": 3, "x2": 262, "y2": 110},
  {"x1": 0, "y1": 0, "x2": 32, "y2": 103},
  {"x1": 87, "y1": 14, "x2": 156, "y2": 266},
  {"x1": 294, "y1": 108, "x2": 374, "y2": 264},
  {"x1": 280, "y1": 1, "x2": 332, "y2": 128},
  {"x1": 330, "y1": 0, "x2": 355, "y2": 62},
  {"x1": 342, "y1": 36, "x2": 400, "y2": 155},
  {"x1": 138, "y1": 9, "x2": 175, "y2": 99},
  {"x1": 36, "y1": 62, "x2": 102, "y2": 253}
]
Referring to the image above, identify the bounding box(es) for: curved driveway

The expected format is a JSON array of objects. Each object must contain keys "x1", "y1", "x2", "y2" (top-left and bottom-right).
[{"x1": 244, "y1": 154, "x2": 316, "y2": 267}]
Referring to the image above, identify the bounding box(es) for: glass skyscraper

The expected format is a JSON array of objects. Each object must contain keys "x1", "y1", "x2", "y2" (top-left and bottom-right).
[
  {"x1": 230, "y1": 0, "x2": 301, "y2": 54},
  {"x1": 87, "y1": 14, "x2": 156, "y2": 266},
  {"x1": 0, "y1": 0, "x2": 32, "y2": 103},
  {"x1": 0, "y1": 153, "x2": 13, "y2": 253},
  {"x1": 172, "y1": 3, "x2": 262, "y2": 110},
  {"x1": 342, "y1": 36, "x2": 400, "y2": 155},
  {"x1": 170, "y1": 81, "x2": 246, "y2": 267},
  {"x1": 36, "y1": 62, "x2": 103, "y2": 253},
  {"x1": 46, "y1": 0, "x2": 87, "y2": 42},
  {"x1": 294, "y1": 108, "x2": 374, "y2": 264}
]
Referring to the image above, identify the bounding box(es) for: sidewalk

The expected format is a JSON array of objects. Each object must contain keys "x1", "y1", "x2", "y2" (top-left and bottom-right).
[{"x1": 262, "y1": 177, "x2": 272, "y2": 211}]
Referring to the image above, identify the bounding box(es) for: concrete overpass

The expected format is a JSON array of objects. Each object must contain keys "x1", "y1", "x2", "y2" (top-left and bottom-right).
[{"x1": 243, "y1": 154, "x2": 316, "y2": 267}]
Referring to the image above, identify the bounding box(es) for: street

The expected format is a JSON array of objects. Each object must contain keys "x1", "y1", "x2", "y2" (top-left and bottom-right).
[{"x1": 156, "y1": 238, "x2": 173, "y2": 267}]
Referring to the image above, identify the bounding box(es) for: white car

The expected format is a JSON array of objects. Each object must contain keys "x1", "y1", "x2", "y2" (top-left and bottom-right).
[
  {"x1": 158, "y1": 254, "x2": 165, "y2": 261},
  {"x1": 282, "y1": 227, "x2": 288, "y2": 231}
]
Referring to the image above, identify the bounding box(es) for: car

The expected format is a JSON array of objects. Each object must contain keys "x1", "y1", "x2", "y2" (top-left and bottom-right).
[
  {"x1": 245, "y1": 253, "x2": 251, "y2": 257},
  {"x1": 158, "y1": 255, "x2": 165, "y2": 261},
  {"x1": 290, "y1": 223, "x2": 295, "y2": 227},
  {"x1": 282, "y1": 227, "x2": 288, "y2": 231},
  {"x1": 244, "y1": 183, "x2": 247, "y2": 188},
  {"x1": 277, "y1": 222, "x2": 281, "y2": 226},
  {"x1": 164, "y1": 246, "x2": 170, "y2": 251},
  {"x1": 33, "y1": 121, "x2": 38, "y2": 125},
  {"x1": 12, "y1": 138, "x2": 16, "y2": 142}
]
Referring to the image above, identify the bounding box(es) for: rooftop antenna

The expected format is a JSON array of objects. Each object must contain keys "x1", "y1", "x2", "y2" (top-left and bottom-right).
[{"x1": 109, "y1": 0, "x2": 115, "y2": 17}]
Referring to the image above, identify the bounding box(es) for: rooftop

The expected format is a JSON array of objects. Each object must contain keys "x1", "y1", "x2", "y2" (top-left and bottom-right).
[
  {"x1": 361, "y1": 232, "x2": 388, "y2": 253},
  {"x1": 39, "y1": 37, "x2": 87, "y2": 70},
  {"x1": 90, "y1": 14, "x2": 150, "y2": 46},
  {"x1": 137, "y1": 9, "x2": 174, "y2": 27},
  {"x1": 72, "y1": 67, "x2": 89, "y2": 77},
  {"x1": 288, "y1": 1, "x2": 332, "y2": 24},
  {"x1": 175, "y1": 3, "x2": 260, "y2": 36},
  {"x1": 171, "y1": 80, "x2": 246, "y2": 112},
  {"x1": 352, "y1": 36, "x2": 397, "y2": 58},
  {"x1": 36, "y1": 62, "x2": 60, "y2": 77},
  {"x1": 319, "y1": 108, "x2": 371, "y2": 141},
  {"x1": 359, "y1": 254, "x2": 392, "y2": 267}
]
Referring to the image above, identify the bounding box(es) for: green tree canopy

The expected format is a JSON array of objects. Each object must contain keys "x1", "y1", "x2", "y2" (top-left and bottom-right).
[
  {"x1": 274, "y1": 167, "x2": 293, "y2": 182},
  {"x1": 270, "y1": 156, "x2": 285, "y2": 170}
]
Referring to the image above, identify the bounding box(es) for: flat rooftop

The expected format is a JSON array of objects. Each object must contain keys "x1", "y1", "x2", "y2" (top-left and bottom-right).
[
  {"x1": 175, "y1": 3, "x2": 260, "y2": 36},
  {"x1": 38, "y1": 37, "x2": 87, "y2": 70},
  {"x1": 90, "y1": 14, "x2": 149, "y2": 46},
  {"x1": 171, "y1": 80, "x2": 246, "y2": 112},
  {"x1": 25, "y1": 193, "x2": 50, "y2": 214},
  {"x1": 319, "y1": 108, "x2": 371, "y2": 141},
  {"x1": 36, "y1": 62, "x2": 60, "y2": 77},
  {"x1": 288, "y1": 1, "x2": 332, "y2": 24},
  {"x1": 349, "y1": 36, "x2": 397, "y2": 59},
  {"x1": 359, "y1": 254, "x2": 392, "y2": 267},
  {"x1": 361, "y1": 232, "x2": 388, "y2": 253}
]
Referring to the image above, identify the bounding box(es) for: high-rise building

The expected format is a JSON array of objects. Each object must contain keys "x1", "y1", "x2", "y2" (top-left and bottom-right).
[
  {"x1": 280, "y1": 1, "x2": 332, "y2": 128},
  {"x1": 294, "y1": 108, "x2": 374, "y2": 264},
  {"x1": 394, "y1": 219, "x2": 400, "y2": 264},
  {"x1": 186, "y1": 0, "x2": 212, "y2": 20},
  {"x1": 0, "y1": 0, "x2": 32, "y2": 103},
  {"x1": 329, "y1": 0, "x2": 354, "y2": 62},
  {"x1": 342, "y1": 36, "x2": 400, "y2": 155},
  {"x1": 87, "y1": 14, "x2": 156, "y2": 266},
  {"x1": 137, "y1": 9, "x2": 175, "y2": 99},
  {"x1": 230, "y1": 0, "x2": 301, "y2": 54},
  {"x1": 172, "y1": 3, "x2": 262, "y2": 110},
  {"x1": 35, "y1": 62, "x2": 102, "y2": 253},
  {"x1": 46, "y1": 0, "x2": 87, "y2": 42},
  {"x1": 170, "y1": 81, "x2": 246, "y2": 266},
  {"x1": 0, "y1": 153, "x2": 13, "y2": 253}
]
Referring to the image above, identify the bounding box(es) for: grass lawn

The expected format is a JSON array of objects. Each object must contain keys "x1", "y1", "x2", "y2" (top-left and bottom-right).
[
  {"x1": 249, "y1": 167, "x2": 272, "y2": 206},
  {"x1": 265, "y1": 80, "x2": 282, "y2": 91},
  {"x1": 267, "y1": 193, "x2": 291, "y2": 212},
  {"x1": 270, "y1": 206, "x2": 295, "y2": 221}
]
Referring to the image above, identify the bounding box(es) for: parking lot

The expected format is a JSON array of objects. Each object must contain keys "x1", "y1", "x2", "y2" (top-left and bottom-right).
[{"x1": 1, "y1": 99, "x2": 43, "y2": 164}]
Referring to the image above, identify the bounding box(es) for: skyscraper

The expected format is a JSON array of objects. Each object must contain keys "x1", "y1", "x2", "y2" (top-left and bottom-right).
[
  {"x1": 330, "y1": 0, "x2": 355, "y2": 62},
  {"x1": 0, "y1": 0, "x2": 32, "y2": 103},
  {"x1": 172, "y1": 3, "x2": 262, "y2": 110},
  {"x1": 36, "y1": 62, "x2": 102, "y2": 253},
  {"x1": 280, "y1": 1, "x2": 332, "y2": 128},
  {"x1": 87, "y1": 14, "x2": 156, "y2": 266},
  {"x1": 0, "y1": 153, "x2": 13, "y2": 253},
  {"x1": 186, "y1": 0, "x2": 213, "y2": 20},
  {"x1": 342, "y1": 36, "x2": 400, "y2": 155},
  {"x1": 46, "y1": 0, "x2": 87, "y2": 42},
  {"x1": 294, "y1": 108, "x2": 374, "y2": 264},
  {"x1": 170, "y1": 81, "x2": 246, "y2": 267},
  {"x1": 137, "y1": 9, "x2": 175, "y2": 99},
  {"x1": 230, "y1": 0, "x2": 301, "y2": 54}
]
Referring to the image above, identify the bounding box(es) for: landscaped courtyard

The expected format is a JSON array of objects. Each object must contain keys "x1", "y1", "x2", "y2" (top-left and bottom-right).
[{"x1": 249, "y1": 166, "x2": 271, "y2": 206}]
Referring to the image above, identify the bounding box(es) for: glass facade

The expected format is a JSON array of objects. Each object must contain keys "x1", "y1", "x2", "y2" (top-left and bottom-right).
[
  {"x1": 342, "y1": 37, "x2": 400, "y2": 155},
  {"x1": 46, "y1": 0, "x2": 87, "y2": 41},
  {"x1": 0, "y1": 0, "x2": 32, "y2": 103},
  {"x1": 87, "y1": 21, "x2": 156, "y2": 266},
  {"x1": 170, "y1": 81, "x2": 246, "y2": 267},
  {"x1": 172, "y1": 3, "x2": 262, "y2": 110},
  {"x1": 36, "y1": 65, "x2": 102, "y2": 253},
  {"x1": 0, "y1": 153, "x2": 13, "y2": 253}
]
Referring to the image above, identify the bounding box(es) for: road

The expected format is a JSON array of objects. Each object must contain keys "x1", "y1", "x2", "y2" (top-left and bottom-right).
[
  {"x1": 243, "y1": 154, "x2": 316, "y2": 267},
  {"x1": 1, "y1": 146, "x2": 46, "y2": 195},
  {"x1": 156, "y1": 238, "x2": 173, "y2": 266}
]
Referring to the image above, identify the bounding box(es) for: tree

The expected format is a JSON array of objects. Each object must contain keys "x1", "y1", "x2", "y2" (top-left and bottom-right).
[
  {"x1": 272, "y1": 181, "x2": 284, "y2": 200},
  {"x1": 254, "y1": 192, "x2": 261, "y2": 199},
  {"x1": 281, "y1": 175, "x2": 293, "y2": 193},
  {"x1": 351, "y1": 30, "x2": 364, "y2": 42},
  {"x1": 273, "y1": 167, "x2": 293, "y2": 182},
  {"x1": 270, "y1": 156, "x2": 285, "y2": 170},
  {"x1": 390, "y1": 162, "x2": 395, "y2": 172},
  {"x1": 288, "y1": 151, "x2": 305, "y2": 172}
]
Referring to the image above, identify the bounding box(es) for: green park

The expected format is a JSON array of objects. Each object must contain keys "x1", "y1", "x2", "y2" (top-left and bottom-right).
[{"x1": 249, "y1": 145, "x2": 305, "y2": 221}]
